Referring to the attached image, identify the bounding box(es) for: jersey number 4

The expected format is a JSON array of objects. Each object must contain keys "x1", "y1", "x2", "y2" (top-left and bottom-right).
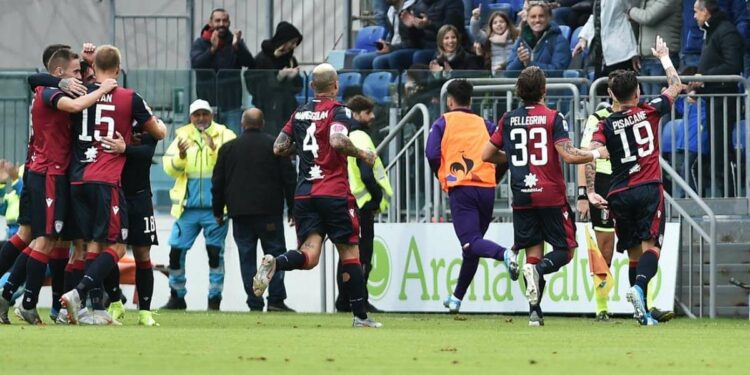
[
  {"x1": 510, "y1": 127, "x2": 548, "y2": 166},
  {"x1": 615, "y1": 120, "x2": 654, "y2": 164},
  {"x1": 302, "y1": 122, "x2": 319, "y2": 158},
  {"x1": 79, "y1": 104, "x2": 115, "y2": 142}
]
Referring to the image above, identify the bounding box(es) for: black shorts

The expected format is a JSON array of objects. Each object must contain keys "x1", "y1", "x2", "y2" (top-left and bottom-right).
[
  {"x1": 17, "y1": 171, "x2": 31, "y2": 226},
  {"x1": 126, "y1": 191, "x2": 158, "y2": 247},
  {"x1": 60, "y1": 184, "x2": 84, "y2": 241},
  {"x1": 591, "y1": 172, "x2": 614, "y2": 232},
  {"x1": 71, "y1": 182, "x2": 129, "y2": 244},
  {"x1": 512, "y1": 204, "x2": 578, "y2": 251},
  {"x1": 28, "y1": 171, "x2": 69, "y2": 238},
  {"x1": 609, "y1": 183, "x2": 665, "y2": 253},
  {"x1": 294, "y1": 196, "x2": 360, "y2": 246}
]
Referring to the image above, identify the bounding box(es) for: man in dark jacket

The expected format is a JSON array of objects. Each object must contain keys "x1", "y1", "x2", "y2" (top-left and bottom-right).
[
  {"x1": 191, "y1": 8, "x2": 255, "y2": 135},
  {"x1": 212, "y1": 108, "x2": 296, "y2": 312},
  {"x1": 692, "y1": 0, "x2": 744, "y2": 196},
  {"x1": 245, "y1": 22, "x2": 304, "y2": 137}
]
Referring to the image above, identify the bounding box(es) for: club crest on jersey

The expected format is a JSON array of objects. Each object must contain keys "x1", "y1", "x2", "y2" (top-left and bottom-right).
[
  {"x1": 121, "y1": 228, "x2": 129, "y2": 240},
  {"x1": 54, "y1": 220, "x2": 64, "y2": 233},
  {"x1": 83, "y1": 146, "x2": 98, "y2": 163},
  {"x1": 46, "y1": 198, "x2": 54, "y2": 207},
  {"x1": 306, "y1": 164, "x2": 325, "y2": 180},
  {"x1": 521, "y1": 173, "x2": 543, "y2": 193}
]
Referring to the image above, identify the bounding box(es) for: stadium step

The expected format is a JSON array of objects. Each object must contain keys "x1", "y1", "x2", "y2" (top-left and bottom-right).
[
  {"x1": 673, "y1": 197, "x2": 749, "y2": 217},
  {"x1": 677, "y1": 285, "x2": 749, "y2": 310}
]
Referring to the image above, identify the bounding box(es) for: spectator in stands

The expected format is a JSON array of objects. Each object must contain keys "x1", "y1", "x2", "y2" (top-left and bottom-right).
[
  {"x1": 429, "y1": 25, "x2": 483, "y2": 75},
  {"x1": 353, "y1": 0, "x2": 414, "y2": 70},
  {"x1": 692, "y1": 0, "x2": 744, "y2": 196},
  {"x1": 717, "y1": 0, "x2": 750, "y2": 76},
  {"x1": 628, "y1": 0, "x2": 682, "y2": 96},
  {"x1": 212, "y1": 108, "x2": 296, "y2": 312},
  {"x1": 191, "y1": 8, "x2": 254, "y2": 135},
  {"x1": 552, "y1": 0, "x2": 593, "y2": 30},
  {"x1": 573, "y1": 0, "x2": 638, "y2": 94},
  {"x1": 246, "y1": 22, "x2": 303, "y2": 136},
  {"x1": 470, "y1": 8, "x2": 519, "y2": 73},
  {"x1": 506, "y1": 2, "x2": 571, "y2": 73},
  {"x1": 162, "y1": 99, "x2": 237, "y2": 311},
  {"x1": 404, "y1": 0, "x2": 467, "y2": 66}
]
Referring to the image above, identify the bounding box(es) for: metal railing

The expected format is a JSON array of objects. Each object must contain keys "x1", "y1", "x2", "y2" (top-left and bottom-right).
[
  {"x1": 375, "y1": 103, "x2": 432, "y2": 223},
  {"x1": 661, "y1": 158, "x2": 717, "y2": 318},
  {"x1": 591, "y1": 76, "x2": 750, "y2": 203}
]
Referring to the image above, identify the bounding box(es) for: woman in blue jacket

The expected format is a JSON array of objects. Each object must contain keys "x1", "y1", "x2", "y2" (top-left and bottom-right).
[{"x1": 506, "y1": 2, "x2": 571, "y2": 75}]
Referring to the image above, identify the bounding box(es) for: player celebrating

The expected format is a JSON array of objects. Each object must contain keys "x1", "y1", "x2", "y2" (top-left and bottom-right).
[
  {"x1": 252, "y1": 63, "x2": 382, "y2": 328},
  {"x1": 0, "y1": 48, "x2": 117, "y2": 324},
  {"x1": 60, "y1": 45, "x2": 166, "y2": 324},
  {"x1": 586, "y1": 36, "x2": 681, "y2": 326},
  {"x1": 482, "y1": 66, "x2": 608, "y2": 326},
  {"x1": 425, "y1": 79, "x2": 508, "y2": 314}
]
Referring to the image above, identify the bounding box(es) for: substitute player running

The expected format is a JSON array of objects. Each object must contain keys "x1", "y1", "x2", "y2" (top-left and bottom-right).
[
  {"x1": 482, "y1": 66, "x2": 608, "y2": 326},
  {"x1": 61, "y1": 45, "x2": 166, "y2": 324},
  {"x1": 252, "y1": 63, "x2": 382, "y2": 328},
  {"x1": 585, "y1": 36, "x2": 681, "y2": 326}
]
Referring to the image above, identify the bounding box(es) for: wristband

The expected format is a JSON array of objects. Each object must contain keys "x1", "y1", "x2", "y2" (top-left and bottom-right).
[
  {"x1": 659, "y1": 55, "x2": 673, "y2": 71},
  {"x1": 577, "y1": 186, "x2": 587, "y2": 201},
  {"x1": 591, "y1": 149, "x2": 601, "y2": 159}
]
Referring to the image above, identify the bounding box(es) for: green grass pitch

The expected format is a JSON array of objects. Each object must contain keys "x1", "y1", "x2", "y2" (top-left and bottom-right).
[{"x1": 2, "y1": 310, "x2": 749, "y2": 374}]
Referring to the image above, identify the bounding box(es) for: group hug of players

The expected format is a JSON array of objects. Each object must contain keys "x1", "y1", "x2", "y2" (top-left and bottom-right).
[
  {"x1": 427, "y1": 35, "x2": 680, "y2": 326},
  {"x1": 0, "y1": 43, "x2": 166, "y2": 326}
]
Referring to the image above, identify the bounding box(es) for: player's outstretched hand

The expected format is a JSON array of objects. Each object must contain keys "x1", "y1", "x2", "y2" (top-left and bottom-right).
[
  {"x1": 59, "y1": 78, "x2": 87, "y2": 97},
  {"x1": 595, "y1": 146, "x2": 609, "y2": 160},
  {"x1": 101, "y1": 131, "x2": 126, "y2": 154},
  {"x1": 100, "y1": 78, "x2": 118, "y2": 93},
  {"x1": 651, "y1": 35, "x2": 669, "y2": 59},
  {"x1": 587, "y1": 192, "x2": 608, "y2": 209},
  {"x1": 360, "y1": 149, "x2": 377, "y2": 167}
]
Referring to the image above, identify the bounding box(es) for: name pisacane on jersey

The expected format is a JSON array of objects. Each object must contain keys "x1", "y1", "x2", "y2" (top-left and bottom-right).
[
  {"x1": 612, "y1": 111, "x2": 647, "y2": 130},
  {"x1": 295, "y1": 111, "x2": 329, "y2": 121},
  {"x1": 510, "y1": 115, "x2": 546, "y2": 127}
]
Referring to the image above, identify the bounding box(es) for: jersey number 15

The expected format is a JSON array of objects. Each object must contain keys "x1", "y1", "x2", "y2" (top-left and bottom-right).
[{"x1": 79, "y1": 104, "x2": 115, "y2": 142}]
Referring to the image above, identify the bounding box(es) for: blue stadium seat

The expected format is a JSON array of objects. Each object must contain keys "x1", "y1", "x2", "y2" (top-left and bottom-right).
[
  {"x1": 733, "y1": 120, "x2": 747, "y2": 150},
  {"x1": 348, "y1": 26, "x2": 386, "y2": 53},
  {"x1": 326, "y1": 50, "x2": 346, "y2": 70},
  {"x1": 296, "y1": 76, "x2": 311, "y2": 105},
  {"x1": 362, "y1": 72, "x2": 393, "y2": 104},
  {"x1": 558, "y1": 25, "x2": 571, "y2": 41},
  {"x1": 570, "y1": 26, "x2": 583, "y2": 51},
  {"x1": 337, "y1": 72, "x2": 362, "y2": 100},
  {"x1": 662, "y1": 120, "x2": 684, "y2": 154}
]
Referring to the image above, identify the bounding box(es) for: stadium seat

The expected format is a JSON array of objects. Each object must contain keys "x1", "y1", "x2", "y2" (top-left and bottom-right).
[
  {"x1": 346, "y1": 26, "x2": 386, "y2": 55},
  {"x1": 337, "y1": 72, "x2": 362, "y2": 100},
  {"x1": 558, "y1": 25, "x2": 571, "y2": 41},
  {"x1": 482, "y1": 2, "x2": 513, "y2": 24},
  {"x1": 295, "y1": 74, "x2": 311, "y2": 105},
  {"x1": 362, "y1": 72, "x2": 393, "y2": 104},
  {"x1": 570, "y1": 26, "x2": 583, "y2": 51},
  {"x1": 326, "y1": 50, "x2": 346, "y2": 70},
  {"x1": 733, "y1": 120, "x2": 747, "y2": 150},
  {"x1": 662, "y1": 120, "x2": 683, "y2": 154}
]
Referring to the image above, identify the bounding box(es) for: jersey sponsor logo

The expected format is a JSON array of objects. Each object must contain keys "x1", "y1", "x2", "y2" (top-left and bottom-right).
[
  {"x1": 447, "y1": 154, "x2": 474, "y2": 183},
  {"x1": 54, "y1": 220, "x2": 64, "y2": 233},
  {"x1": 307, "y1": 164, "x2": 325, "y2": 180},
  {"x1": 46, "y1": 198, "x2": 54, "y2": 207},
  {"x1": 510, "y1": 115, "x2": 547, "y2": 127},
  {"x1": 629, "y1": 164, "x2": 641, "y2": 175},
  {"x1": 294, "y1": 110, "x2": 329, "y2": 121},
  {"x1": 521, "y1": 173, "x2": 543, "y2": 193}
]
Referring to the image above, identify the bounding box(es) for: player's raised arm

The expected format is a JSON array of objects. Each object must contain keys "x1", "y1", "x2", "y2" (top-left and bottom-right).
[
  {"x1": 652, "y1": 35, "x2": 682, "y2": 102},
  {"x1": 585, "y1": 140, "x2": 608, "y2": 208},
  {"x1": 55, "y1": 78, "x2": 117, "y2": 113},
  {"x1": 555, "y1": 139, "x2": 608, "y2": 164},
  {"x1": 330, "y1": 125, "x2": 377, "y2": 167}
]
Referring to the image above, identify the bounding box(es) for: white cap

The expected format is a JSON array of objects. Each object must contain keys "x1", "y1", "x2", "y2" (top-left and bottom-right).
[{"x1": 189, "y1": 99, "x2": 213, "y2": 115}]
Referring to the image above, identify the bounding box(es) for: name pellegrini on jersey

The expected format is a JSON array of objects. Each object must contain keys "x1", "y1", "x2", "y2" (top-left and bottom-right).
[
  {"x1": 510, "y1": 115, "x2": 546, "y2": 127},
  {"x1": 612, "y1": 111, "x2": 646, "y2": 130},
  {"x1": 295, "y1": 110, "x2": 329, "y2": 121}
]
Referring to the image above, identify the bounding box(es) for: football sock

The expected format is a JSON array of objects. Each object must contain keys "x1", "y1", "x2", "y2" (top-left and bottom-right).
[
  {"x1": 22, "y1": 249, "x2": 49, "y2": 310},
  {"x1": 535, "y1": 249, "x2": 571, "y2": 275},
  {"x1": 70, "y1": 260, "x2": 85, "y2": 291},
  {"x1": 103, "y1": 263, "x2": 122, "y2": 303},
  {"x1": 0, "y1": 235, "x2": 27, "y2": 275},
  {"x1": 635, "y1": 250, "x2": 660, "y2": 307},
  {"x1": 275, "y1": 250, "x2": 306, "y2": 271},
  {"x1": 76, "y1": 249, "x2": 119, "y2": 300},
  {"x1": 465, "y1": 239, "x2": 504, "y2": 261},
  {"x1": 341, "y1": 258, "x2": 368, "y2": 320},
  {"x1": 1, "y1": 248, "x2": 31, "y2": 301},
  {"x1": 136, "y1": 260, "x2": 154, "y2": 311},
  {"x1": 336, "y1": 260, "x2": 349, "y2": 303},
  {"x1": 49, "y1": 247, "x2": 69, "y2": 312},
  {"x1": 454, "y1": 254, "x2": 479, "y2": 300},
  {"x1": 628, "y1": 261, "x2": 638, "y2": 286},
  {"x1": 64, "y1": 263, "x2": 75, "y2": 295},
  {"x1": 595, "y1": 284, "x2": 608, "y2": 314}
]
